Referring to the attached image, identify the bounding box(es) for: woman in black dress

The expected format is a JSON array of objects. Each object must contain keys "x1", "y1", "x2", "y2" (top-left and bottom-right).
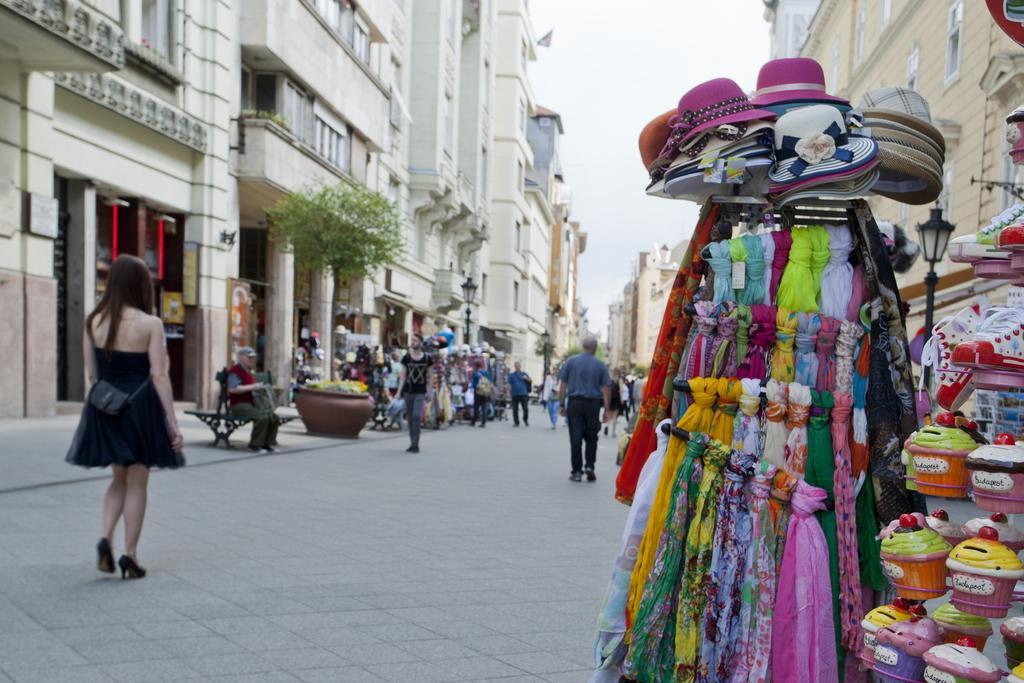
[{"x1": 66, "y1": 255, "x2": 184, "y2": 579}]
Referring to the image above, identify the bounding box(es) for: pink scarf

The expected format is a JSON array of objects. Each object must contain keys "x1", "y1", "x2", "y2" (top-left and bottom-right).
[
  {"x1": 771, "y1": 480, "x2": 839, "y2": 683},
  {"x1": 737, "y1": 304, "x2": 775, "y2": 380},
  {"x1": 770, "y1": 231, "x2": 792, "y2": 302}
]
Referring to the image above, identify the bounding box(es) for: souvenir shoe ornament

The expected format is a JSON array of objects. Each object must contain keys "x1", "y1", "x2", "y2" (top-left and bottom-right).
[
  {"x1": 861, "y1": 597, "x2": 913, "y2": 669},
  {"x1": 880, "y1": 513, "x2": 952, "y2": 601},
  {"x1": 946, "y1": 526, "x2": 1024, "y2": 618},
  {"x1": 1003, "y1": 617, "x2": 1024, "y2": 670},
  {"x1": 948, "y1": 204, "x2": 1024, "y2": 263},
  {"x1": 921, "y1": 637, "x2": 1002, "y2": 683},
  {"x1": 963, "y1": 512, "x2": 1024, "y2": 552},
  {"x1": 966, "y1": 434, "x2": 1024, "y2": 514},
  {"x1": 932, "y1": 602, "x2": 993, "y2": 650},
  {"x1": 904, "y1": 412, "x2": 978, "y2": 497},
  {"x1": 919, "y1": 307, "x2": 980, "y2": 412},
  {"x1": 872, "y1": 606, "x2": 941, "y2": 683},
  {"x1": 953, "y1": 307, "x2": 1024, "y2": 372},
  {"x1": 927, "y1": 509, "x2": 968, "y2": 548}
]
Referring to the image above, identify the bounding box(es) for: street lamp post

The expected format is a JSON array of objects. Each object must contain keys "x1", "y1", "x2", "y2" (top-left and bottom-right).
[
  {"x1": 461, "y1": 274, "x2": 478, "y2": 345},
  {"x1": 916, "y1": 206, "x2": 956, "y2": 392},
  {"x1": 542, "y1": 330, "x2": 550, "y2": 378}
]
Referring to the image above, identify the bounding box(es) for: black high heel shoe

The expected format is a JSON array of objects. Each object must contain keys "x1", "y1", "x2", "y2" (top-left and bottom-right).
[
  {"x1": 96, "y1": 538, "x2": 115, "y2": 574},
  {"x1": 117, "y1": 555, "x2": 146, "y2": 580}
]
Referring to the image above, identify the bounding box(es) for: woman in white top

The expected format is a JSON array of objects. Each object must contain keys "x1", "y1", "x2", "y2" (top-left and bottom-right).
[{"x1": 541, "y1": 366, "x2": 561, "y2": 429}]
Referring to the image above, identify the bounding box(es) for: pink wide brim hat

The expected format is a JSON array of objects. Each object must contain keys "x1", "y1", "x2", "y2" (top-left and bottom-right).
[
  {"x1": 672, "y1": 78, "x2": 776, "y2": 149},
  {"x1": 751, "y1": 57, "x2": 849, "y2": 107}
]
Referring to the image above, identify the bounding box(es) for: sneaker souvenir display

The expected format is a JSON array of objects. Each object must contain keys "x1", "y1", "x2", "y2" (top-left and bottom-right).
[
  {"x1": 872, "y1": 606, "x2": 941, "y2": 683},
  {"x1": 860, "y1": 598, "x2": 913, "y2": 670},
  {"x1": 948, "y1": 204, "x2": 1023, "y2": 263},
  {"x1": 965, "y1": 435, "x2": 1024, "y2": 514},
  {"x1": 879, "y1": 514, "x2": 952, "y2": 601},
  {"x1": 946, "y1": 526, "x2": 1024, "y2": 618},
  {"x1": 952, "y1": 306, "x2": 1024, "y2": 371},
  {"x1": 903, "y1": 412, "x2": 979, "y2": 497},
  {"x1": 931, "y1": 602, "x2": 993, "y2": 649},
  {"x1": 921, "y1": 637, "x2": 1002, "y2": 683},
  {"x1": 1003, "y1": 617, "x2": 1024, "y2": 669},
  {"x1": 919, "y1": 307, "x2": 980, "y2": 411}
]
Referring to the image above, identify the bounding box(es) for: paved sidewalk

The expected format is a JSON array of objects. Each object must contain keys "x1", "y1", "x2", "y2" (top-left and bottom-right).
[{"x1": 0, "y1": 411, "x2": 627, "y2": 682}]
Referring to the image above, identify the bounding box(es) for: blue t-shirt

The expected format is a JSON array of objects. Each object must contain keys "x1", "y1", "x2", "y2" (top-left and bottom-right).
[
  {"x1": 471, "y1": 369, "x2": 491, "y2": 390},
  {"x1": 508, "y1": 371, "x2": 529, "y2": 397},
  {"x1": 558, "y1": 353, "x2": 611, "y2": 399}
]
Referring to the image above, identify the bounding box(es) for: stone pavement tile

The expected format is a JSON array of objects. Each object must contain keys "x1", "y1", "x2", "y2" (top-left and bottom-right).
[
  {"x1": 154, "y1": 635, "x2": 245, "y2": 657},
  {"x1": 71, "y1": 639, "x2": 176, "y2": 664},
  {"x1": 237, "y1": 598, "x2": 316, "y2": 617},
  {"x1": 3, "y1": 664, "x2": 113, "y2": 683},
  {"x1": 294, "y1": 627, "x2": 382, "y2": 650},
  {"x1": 320, "y1": 642, "x2": 421, "y2": 666},
  {"x1": 385, "y1": 606, "x2": 462, "y2": 624},
  {"x1": 175, "y1": 600, "x2": 252, "y2": 620},
  {"x1": 258, "y1": 647, "x2": 349, "y2": 670},
  {"x1": 100, "y1": 658, "x2": 203, "y2": 682},
  {"x1": 541, "y1": 671, "x2": 594, "y2": 683},
  {"x1": 395, "y1": 638, "x2": 482, "y2": 661},
  {"x1": 469, "y1": 615, "x2": 547, "y2": 635},
  {"x1": 102, "y1": 606, "x2": 189, "y2": 624},
  {"x1": 186, "y1": 652, "x2": 280, "y2": 677},
  {"x1": 551, "y1": 647, "x2": 595, "y2": 668},
  {"x1": 0, "y1": 641, "x2": 88, "y2": 670},
  {"x1": 494, "y1": 651, "x2": 588, "y2": 675},
  {"x1": 368, "y1": 655, "x2": 526, "y2": 682},
  {"x1": 420, "y1": 619, "x2": 501, "y2": 639},
  {"x1": 352, "y1": 593, "x2": 425, "y2": 610},
  {"x1": 28, "y1": 607, "x2": 123, "y2": 629},
  {"x1": 268, "y1": 610, "x2": 400, "y2": 631},
  {"x1": 513, "y1": 630, "x2": 594, "y2": 652},
  {"x1": 293, "y1": 596, "x2": 368, "y2": 613},
  {"x1": 417, "y1": 590, "x2": 520, "y2": 607},
  {"x1": 457, "y1": 635, "x2": 538, "y2": 656},
  {"x1": 354, "y1": 623, "x2": 439, "y2": 642},
  {"x1": 50, "y1": 624, "x2": 141, "y2": 647},
  {"x1": 128, "y1": 620, "x2": 214, "y2": 639},
  {"x1": 198, "y1": 615, "x2": 280, "y2": 635},
  {"x1": 293, "y1": 666, "x2": 384, "y2": 682},
  {"x1": 208, "y1": 673, "x2": 301, "y2": 683},
  {"x1": 226, "y1": 629, "x2": 316, "y2": 652}
]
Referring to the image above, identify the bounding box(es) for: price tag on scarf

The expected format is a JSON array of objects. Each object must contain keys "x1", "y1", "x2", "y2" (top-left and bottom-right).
[
  {"x1": 732, "y1": 260, "x2": 746, "y2": 290},
  {"x1": 763, "y1": 211, "x2": 775, "y2": 229},
  {"x1": 703, "y1": 159, "x2": 726, "y2": 184},
  {"x1": 698, "y1": 153, "x2": 719, "y2": 169},
  {"x1": 725, "y1": 156, "x2": 747, "y2": 184}
]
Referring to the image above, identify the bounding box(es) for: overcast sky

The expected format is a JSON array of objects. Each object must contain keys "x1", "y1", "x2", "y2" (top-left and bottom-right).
[{"x1": 528, "y1": 0, "x2": 772, "y2": 335}]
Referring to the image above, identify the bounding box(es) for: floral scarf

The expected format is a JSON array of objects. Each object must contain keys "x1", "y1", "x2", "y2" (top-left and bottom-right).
[
  {"x1": 771, "y1": 308, "x2": 799, "y2": 382},
  {"x1": 763, "y1": 379, "x2": 789, "y2": 472},
  {"x1": 795, "y1": 312, "x2": 822, "y2": 387},
  {"x1": 784, "y1": 382, "x2": 812, "y2": 476}
]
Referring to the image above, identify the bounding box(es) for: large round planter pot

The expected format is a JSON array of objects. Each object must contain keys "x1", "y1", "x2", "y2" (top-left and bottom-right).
[{"x1": 294, "y1": 388, "x2": 373, "y2": 438}]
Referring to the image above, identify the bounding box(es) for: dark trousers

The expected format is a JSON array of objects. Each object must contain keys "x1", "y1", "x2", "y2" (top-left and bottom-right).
[
  {"x1": 511, "y1": 395, "x2": 529, "y2": 425},
  {"x1": 230, "y1": 403, "x2": 280, "y2": 448},
  {"x1": 473, "y1": 397, "x2": 490, "y2": 426},
  {"x1": 406, "y1": 393, "x2": 425, "y2": 447},
  {"x1": 567, "y1": 397, "x2": 601, "y2": 473}
]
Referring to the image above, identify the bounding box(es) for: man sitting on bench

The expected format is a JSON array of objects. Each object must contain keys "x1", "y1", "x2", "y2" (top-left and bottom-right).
[{"x1": 227, "y1": 347, "x2": 279, "y2": 453}]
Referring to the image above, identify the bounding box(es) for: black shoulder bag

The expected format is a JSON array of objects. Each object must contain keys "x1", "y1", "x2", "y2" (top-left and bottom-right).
[{"x1": 89, "y1": 378, "x2": 151, "y2": 416}]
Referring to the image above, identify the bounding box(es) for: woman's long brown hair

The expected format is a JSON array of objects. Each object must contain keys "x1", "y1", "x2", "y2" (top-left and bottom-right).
[{"x1": 85, "y1": 255, "x2": 155, "y2": 356}]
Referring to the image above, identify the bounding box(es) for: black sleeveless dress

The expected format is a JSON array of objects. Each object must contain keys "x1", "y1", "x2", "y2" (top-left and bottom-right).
[{"x1": 66, "y1": 350, "x2": 185, "y2": 469}]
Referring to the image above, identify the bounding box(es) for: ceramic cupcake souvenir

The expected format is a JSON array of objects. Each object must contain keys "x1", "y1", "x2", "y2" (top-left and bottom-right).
[
  {"x1": 873, "y1": 606, "x2": 941, "y2": 683},
  {"x1": 906, "y1": 412, "x2": 979, "y2": 497},
  {"x1": 964, "y1": 512, "x2": 1024, "y2": 552},
  {"x1": 1010, "y1": 661, "x2": 1024, "y2": 683},
  {"x1": 1004, "y1": 617, "x2": 1024, "y2": 670},
  {"x1": 880, "y1": 513, "x2": 953, "y2": 600},
  {"x1": 932, "y1": 602, "x2": 993, "y2": 649},
  {"x1": 927, "y1": 509, "x2": 968, "y2": 547},
  {"x1": 861, "y1": 597, "x2": 913, "y2": 669},
  {"x1": 921, "y1": 637, "x2": 1002, "y2": 683},
  {"x1": 947, "y1": 526, "x2": 1024, "y2": 618},
  {"x1": 966, "y1": 433, "x2": 1024, "y2": 513}
]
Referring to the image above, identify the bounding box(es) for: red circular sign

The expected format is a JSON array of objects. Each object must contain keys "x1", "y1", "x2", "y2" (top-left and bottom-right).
[{"x1": 988, "y1": 0, "x2": 1024, "y2": 47}]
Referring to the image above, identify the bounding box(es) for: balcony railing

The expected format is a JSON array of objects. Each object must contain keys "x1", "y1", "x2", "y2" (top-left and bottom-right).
[{"x1": 0, "y1": 0, "x2": 125, "y2": 71}]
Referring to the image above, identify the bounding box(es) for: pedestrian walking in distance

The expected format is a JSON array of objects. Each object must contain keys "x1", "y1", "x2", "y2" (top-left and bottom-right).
[
  {"x1": 66, "y1": 255, "x2": 185, "y2": 580},
  {"x1": 395, "y1": 334, "x2": 430, "y2": 452},
  {"x1": 471, "y1": 360, "x2": 494, "y2": 427},
  {"x1": 558, "y1": 336, "x2": 611, "y2": 482},
  {"x1": 542, "y1": 365, "x2": 561, "y2": 429},
  {"x1": 508, "y1": 361, "x2": 531, "y2": 427},
  {"x1": 605, "y1": 375, "x2": 622, "y2": 437},
  {"x1": 227, "y1": 347, "x2": 279, "y2": 453}
]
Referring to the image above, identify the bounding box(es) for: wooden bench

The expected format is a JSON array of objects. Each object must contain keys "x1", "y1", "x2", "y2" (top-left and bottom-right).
[{"x1": 185, "y1": 368, "x2": 296, "y2": 447}]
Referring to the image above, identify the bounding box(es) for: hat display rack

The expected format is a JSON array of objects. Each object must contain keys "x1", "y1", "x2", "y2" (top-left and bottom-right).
[{"x1": 590, "y1": 58, "x2": 1021, "y2": 683}]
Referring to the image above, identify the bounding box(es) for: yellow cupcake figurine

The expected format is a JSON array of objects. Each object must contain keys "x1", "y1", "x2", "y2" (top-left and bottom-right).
[{"x1": 947, "y1": 526, "x2": 1024, "y2": 619}]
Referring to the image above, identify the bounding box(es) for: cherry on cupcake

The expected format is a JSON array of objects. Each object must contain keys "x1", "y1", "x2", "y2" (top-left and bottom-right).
[
  {"x1": 931, "y1": 509, "x2": 950, "y2": 521},
  {"x1": 955, "y1": 635, "x2": 978, "y2": 649},
  {"x1": 893, "y1": 597, "x2": 911, "y2": 611},
  {"x1": 991, "y1": 512, "x2": 1009, "y2": 524},
  {"x1": 936, "y1": 412, "x2": 956, "y2": 427},
  {"x1": 995, "y1": 433, "x2": 1017, "y2": 445},
  {"x1": 978, "y1": 526, "x2": 1000, "y2": 541}
]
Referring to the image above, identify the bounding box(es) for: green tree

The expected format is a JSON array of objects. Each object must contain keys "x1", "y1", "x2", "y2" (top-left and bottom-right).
[{"x1": 268, "y1": 182, "x2": 403, "y2": 378}]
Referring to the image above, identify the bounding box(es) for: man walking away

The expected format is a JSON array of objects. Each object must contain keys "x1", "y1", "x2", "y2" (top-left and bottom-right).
[
  {"x1": 542, "y1": 365, "x2": 560, "y2": 429},
  {"x1": 558, "y1": 336, "x2": 611, "y2": 482},
  {"x1": 395, "y1": 334, "x2": 430, "y2": 452},
  {"x1": 227, "y1": 347, "x2": 280, "y2": 453},
  {"x1": 471, "y1": 360, "x2": 493, "y2": 428},
  {"x1": 508, "y1": 361, "x2": 531, "y2": 427}
]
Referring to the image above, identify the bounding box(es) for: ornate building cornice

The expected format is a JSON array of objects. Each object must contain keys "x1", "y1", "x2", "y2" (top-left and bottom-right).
[
  {"x1": 54, "y1": 71, "x2": 208, "y2": 152},
  {"x1": 1, "y1": 0, "x2": 125, "y2": 70}
]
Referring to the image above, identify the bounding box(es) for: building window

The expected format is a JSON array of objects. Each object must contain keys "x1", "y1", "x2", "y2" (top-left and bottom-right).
[
  {"x1": 141, "y1": 0, "x2": 171, "y2": 59},
  {"x1": 240, "y1": 67, "x2": 252, "y2": 108},
  {"x1": 906, "y1": 45, "x2": 920, "y2": 90},
  {"x1": 481, "y1": 273, "x2": 487, "y2": 303},
  {"x1": 830, "y1": 39, "x2": 839, "y2": 89},
  {"x1": 314, "y1": 116, "x2": 352, "y2": 173},
  {"x1": 1002, "y1": 154, "x2": 1018, "y2": 210},
  {"x1": 518, "y1": 99, "x2": 527, "y2": 135},
  {"x1": 480, "y1": 146, "x2": 488, "y2": 200},
  {"x1": 937, "y1": 161, "x2": 955, "y2": 218},
  {"x1": 946, "y1": 0, "x2": 963, "y2": 83},
  {"x1": 482, "y1": 59, "x2": 490, "y2": 113},
  {"x1": 517, "y1": 160, "x2": 524, "y2": 193},
  {"x1": 283, "y1": 79, "x2": 313, "y2": 143},
  {"x1": 443, "y1": 93, "x2": 453, "y2": 155},
  {"x1": 513, "y1": 281, "x2": 520, "y2": 312},
  {"x1": 514, "y1": 220, "x2": 521, "y2": 252},
  {"x1": 854, "y1": 6, "x2": 865, "y2": 65},
  {"x1": 387, "y1": 177, "x2": 400, "y2": 205},
  {"x1": 520, "y1": 41, "x2": 527, "y2": 71},
  {"x1": 881, "y1": 0, "x2": 892, "y2": 27},
  {"x1": 354, "y1": 19, "x2": 370, "y2": 63},
  {"x1": 447, "y1": 0, "x2": 457, "y2": 43}
]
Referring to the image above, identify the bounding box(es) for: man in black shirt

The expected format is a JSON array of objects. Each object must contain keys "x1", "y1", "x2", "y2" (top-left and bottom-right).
[{"x1": 395, "y1": 334, "x2": 431, "y2": 453}]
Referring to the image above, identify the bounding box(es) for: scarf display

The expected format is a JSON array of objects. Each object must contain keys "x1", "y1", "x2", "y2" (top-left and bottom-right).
[
  {"x1": 815, "y1": 315, "x2": 840, "y2": 393},
  {"x1": 737, "y1": 235, "x2": 767, "y2": 305},
  {"x1": 771, "y1": 307, "x2": 798, "y2": 382},
  {"x1": 784, "y1": 382, "x2": 811, "y2": 476},
  {"x1": 763, "y1": 379, "x2": 789, "y2": 471},
  {"x1": 760, "y1": 231, "x2": 776, "y2": 305},
  {"x1": 710, "y1": 378, "x2": 742, "y2": 445},
  {"x1": 685, "y1": 301, "x2": 719, "y2": 381},
  {"x1": 771, "y1": 480, "x2": 838, "y2": 683},
  {"x1": 820, "y1": 225, "x2": 854, "y2": 319},
  {"x1": 710, "y1": 305, "x2": 739, "y2": 377},
  {"x1": 777, "y1": 227, "x2": 818, "y2": 312},
  {"x1": 794, "y1": 312, "x2": 821, "y2": 387},
  {"x1": 769, "y1": 230, "x2": 792, "y2": 302},
  {"x1": 732, "y1": 304, "x2": 751, "y2": 365},
  {"x1": 808, "y1": 225, "x2": 831, "y2": 307},
  {"x1": 733, "y1": 378, "x2": 762, "y2": 456},
  {"x1": 708, "y1": 241, "x2": 735, "y2": 304},
  {"x1": 737, "y1": 304, "x2": 775, "y2": 380},
  {"x1": 830, "y1": 390, "x2": 862, "y2": 655}
]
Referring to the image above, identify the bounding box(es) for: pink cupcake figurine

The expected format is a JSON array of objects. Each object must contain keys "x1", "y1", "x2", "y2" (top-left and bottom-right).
[
  {"x1": 966, "y1": 432, "x2": 1024, "y2": 514},
  {"x1": 922, "y1": 636, "x2": 1001, "y2": 683},
  {"x1": 963, "y1": 512, "x2": 1024, "y2": 552},
  {"x1": 873, "y1": 606, "x2": 941, "y2": 683},
  {"x1": 860, "y1": 597, "x2": 913, "y2": 669},
  {"x1": 927, "y1": 509, "x2": 968, "y2": 547},
  {"x1": 947, "y1": 526, "x2": 1024, "y2": 618},
  {"x1": 1004, "y1": 616, "x2": 1024, "y2": 670}
]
